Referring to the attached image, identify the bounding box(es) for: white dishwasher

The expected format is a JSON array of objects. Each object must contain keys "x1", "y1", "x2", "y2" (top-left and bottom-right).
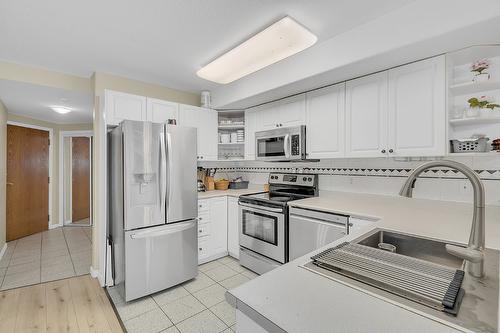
[{"x1": 289, "y1": 207, "x2": 350, "y2": 261}]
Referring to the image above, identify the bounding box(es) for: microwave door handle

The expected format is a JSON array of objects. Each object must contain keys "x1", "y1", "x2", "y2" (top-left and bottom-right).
[
  {"x1": 159, "y1": 131, "x2": 167, "y2": 220},
  {"x1": 284, "y1": 134, "x2": 291, "y2": 158}
]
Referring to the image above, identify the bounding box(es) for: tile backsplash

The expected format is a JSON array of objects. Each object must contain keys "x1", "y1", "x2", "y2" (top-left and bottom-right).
[{"x1": 200, "y1": 155, "x2": 500, "y2": 206}]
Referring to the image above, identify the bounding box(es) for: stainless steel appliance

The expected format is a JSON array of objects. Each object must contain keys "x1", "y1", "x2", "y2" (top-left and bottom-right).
[
  {"x1": 238, "y1": 172, "x2": 318, "y2": 274},
  {"x1": 289, "y1": 207, "x2": 349, "y2": 261},
  {"x1": 255, "y1": 125, "x2": 306, "y2": 161},
  {"x1": 108, "y1": 120, "x2": 198, "y2": 301}
]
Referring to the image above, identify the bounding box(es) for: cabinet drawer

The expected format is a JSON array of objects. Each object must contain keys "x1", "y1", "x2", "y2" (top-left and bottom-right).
[
  {"x1": 198, "y1": 212, "x2": 210, "y2": 224},
  {"x1": 198, "y1": 200, "x2": 210, "y2": 212},
  {"x1": 198, "y1": 223, "x2": 210, "y2": 237},
  {"x1": 198, "y1": 237, "x2": 210, "y2": 259}
]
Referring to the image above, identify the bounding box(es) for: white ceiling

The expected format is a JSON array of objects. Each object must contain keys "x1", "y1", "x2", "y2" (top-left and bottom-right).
[
  {"x1": 0, "y1": 0, "x2": 415, "y2": 93},
  {"x1": 0, "y1": 80, "x2": 93, "y2": 124}
]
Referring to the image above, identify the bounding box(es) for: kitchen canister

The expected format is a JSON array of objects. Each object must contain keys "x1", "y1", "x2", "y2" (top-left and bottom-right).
[{"x1": 201, "y1": 90, "x2": 211, "y2": 108}]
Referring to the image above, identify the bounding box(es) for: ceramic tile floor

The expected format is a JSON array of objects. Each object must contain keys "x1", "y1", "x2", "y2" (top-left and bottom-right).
[
  {"x1": 0, "y1": 226, "x2": 92, "y2": 290},
  {"x1": 108, "y1": 256, "x2": 260, "y2": 333}
]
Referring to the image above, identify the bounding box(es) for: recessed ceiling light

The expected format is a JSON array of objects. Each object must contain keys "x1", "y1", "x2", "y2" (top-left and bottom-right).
[
  {"x1": 51, "y1": 106, "x2": 72, "y2": 114},
  {"x1": 196, "y1": 16, "x2": 317, "y2": 84}
]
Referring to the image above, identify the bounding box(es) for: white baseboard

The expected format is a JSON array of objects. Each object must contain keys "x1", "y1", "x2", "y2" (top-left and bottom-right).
[
  {"x1": 0, "y1": 243, "x2": 7, "y2": 261},
  {"x1": 90, "y1": 266, "x2": 105, "y2": 286},
  {"x1": 49, "y1": 222, "x2": 63, "y2": 229}
]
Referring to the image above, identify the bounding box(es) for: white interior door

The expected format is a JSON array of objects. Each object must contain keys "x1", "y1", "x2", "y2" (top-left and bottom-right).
[
  {"x1": 345, "y1": 72, "x2": 389, "y2": 157},
  {"x1": 387, "y1": 56, "x2": 446, "y2": 157}
]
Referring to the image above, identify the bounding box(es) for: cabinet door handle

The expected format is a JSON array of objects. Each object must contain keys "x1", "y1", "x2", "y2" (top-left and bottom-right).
[
  {"x1": 389, "y1": 149, "x2": 394, "y2": 153},
  {"x1": 381, "y1": 149, "x2": 386, "y2": 154}
]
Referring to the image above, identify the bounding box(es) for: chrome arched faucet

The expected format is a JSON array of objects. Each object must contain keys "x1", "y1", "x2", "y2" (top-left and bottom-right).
[{"x1": 399, "y1": 160, "x2": 485, "y2": 278}]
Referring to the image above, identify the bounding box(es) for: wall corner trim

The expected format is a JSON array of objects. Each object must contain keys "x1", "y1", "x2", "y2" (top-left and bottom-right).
[{"x1": 0, "y1": 243, "x2": 7, "y2": 262}]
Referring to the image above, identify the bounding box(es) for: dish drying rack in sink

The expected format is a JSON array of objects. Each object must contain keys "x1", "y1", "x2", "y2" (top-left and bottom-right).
[{"x1": 311, "y1": 242, "x2": 465, "y2": 315}]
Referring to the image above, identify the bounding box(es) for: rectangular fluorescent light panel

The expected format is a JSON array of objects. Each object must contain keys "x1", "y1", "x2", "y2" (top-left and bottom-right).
[
  {"x1": 51, "y1": 106, "x2": 72, "y2": 114},
  {"x1": 197, "y1": 16, "x2": 317, "y2": 84}
]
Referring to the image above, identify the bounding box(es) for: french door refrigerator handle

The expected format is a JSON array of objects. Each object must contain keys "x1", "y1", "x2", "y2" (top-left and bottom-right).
[
  {"x1": 130, "y1": 220, "x2": 196, "y2": 239},
  {"x1": 166, "y1": 132, "x2": 173, "y2": 219},
  {"x1": 159, "y1": 131, "x2": 167, "y2": 220}
]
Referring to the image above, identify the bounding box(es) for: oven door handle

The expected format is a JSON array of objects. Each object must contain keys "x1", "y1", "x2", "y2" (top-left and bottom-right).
[{"x1": 239, "y1": 202, "x2": 284, "y2": 213}]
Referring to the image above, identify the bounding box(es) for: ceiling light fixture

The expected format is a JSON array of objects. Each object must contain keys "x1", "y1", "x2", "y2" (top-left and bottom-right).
[
  {"x1": 196, "y1": 16, "x2": 317, "y2": 84},
  {"x1": 51, "y1": 106, "x2": 72, "y2": 114}
]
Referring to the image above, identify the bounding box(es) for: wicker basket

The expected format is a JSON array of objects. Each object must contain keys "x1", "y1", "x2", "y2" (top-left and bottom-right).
[
  {"x1": 451, "y1": 138, "x2": 489, "y2": 153},
  {"x1": 214, "y1": 180, "x2": 230, "y2": 190}
]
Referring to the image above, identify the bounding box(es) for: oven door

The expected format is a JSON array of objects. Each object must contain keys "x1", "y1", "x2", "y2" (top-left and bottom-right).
[
  {"x1": 255, "y1": 134, "x2": 289, "y2": 161},
  {"x1": 239, "y1": 202, "x2": 285, "y2": 263}
]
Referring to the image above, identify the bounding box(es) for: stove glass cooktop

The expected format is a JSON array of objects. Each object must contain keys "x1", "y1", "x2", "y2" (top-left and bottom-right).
[{"x1": 242, "y1": 192, "x2": 296, "y2": 204}]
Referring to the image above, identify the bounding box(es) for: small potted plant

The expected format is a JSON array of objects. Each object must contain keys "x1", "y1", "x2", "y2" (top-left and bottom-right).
[
  {"x1": 471, "y1": 59, "x2": 491, "y2": 83},
  {"x1": 467, "y1": 96, "x2": 500, "y2": 118}
]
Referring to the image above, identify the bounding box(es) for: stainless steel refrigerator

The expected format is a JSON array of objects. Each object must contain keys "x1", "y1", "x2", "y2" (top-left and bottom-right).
[{"x1": 108, "y1": 120, "x2": 198, "y2": 301}]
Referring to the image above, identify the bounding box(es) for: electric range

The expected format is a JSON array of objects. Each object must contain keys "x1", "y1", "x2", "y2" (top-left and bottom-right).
[{"x1": 238, "y1": 172, "x2": 318, "y2": 274}]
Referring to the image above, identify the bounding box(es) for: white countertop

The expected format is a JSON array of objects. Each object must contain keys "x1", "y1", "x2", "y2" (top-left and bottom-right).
[
  {"x1": 228, "y1": 190, "x2": 500, "y2": 333},
  {"x1": 197, "y1": 185, "x2": 264, "y2": 199}
]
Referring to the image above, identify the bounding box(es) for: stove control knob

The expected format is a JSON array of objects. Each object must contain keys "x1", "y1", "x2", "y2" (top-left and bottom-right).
[
  {"x1": 302, "y1": 177, "x2": 307, "y2": 181},
  {"x1": 308, "y1": 177, "x2": 312, "y2": 182}
]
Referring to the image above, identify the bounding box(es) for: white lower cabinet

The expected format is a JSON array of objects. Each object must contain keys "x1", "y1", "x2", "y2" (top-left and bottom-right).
[
  {"x1": 197, "y1": 197, "x2": 228, "y2": 264},
  {"x1": 227, "y1": 197, "x2": 240, "y2": 259}
]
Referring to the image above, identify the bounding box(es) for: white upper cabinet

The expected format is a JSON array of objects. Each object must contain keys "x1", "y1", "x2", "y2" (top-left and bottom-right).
[
  {"x1": 345, "y1": 72, "x2": 389, "y2": 157},
  {"x1": 306, "y1": 83, "x2": 346, "y2": 159},
  {"x1": 179, "y1": 104, "x2": 218, "y2": 161},
  {"x1": 256, "y1": 94, "x2": 306, "y2": 131},
  {"x1": 280, "y1": 94, "x2": 306, "y2": 128},
  {"x1": 244, "y1": 109, "x2": 257, "y2": 160},
  {"x1": 387, "y1": 55, "x2": 446, "y2": 157},
  {"x1": 146, "y1": 98, "x2": 179, "y2": 123},
  {"x1": 105, "y1": 90, "x2": 147, "y2": 126}
]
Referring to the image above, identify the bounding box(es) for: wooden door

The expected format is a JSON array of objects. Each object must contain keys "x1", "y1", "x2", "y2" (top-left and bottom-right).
[
  {"x1": 345, "y1": 72, "x2": 389, "y2": 157},
  {"x1": 72, "y1": 137, "x2": 90, "y2": 222},
  {"x1": 387, "y1": 55, "x2": 446, "y2": 157},
  {"x1": 7, "y1": 125, "x2": 49, "y2": 241},
  {"x1": 306, "y1": 83, "x2": 346, "y2": 159}
]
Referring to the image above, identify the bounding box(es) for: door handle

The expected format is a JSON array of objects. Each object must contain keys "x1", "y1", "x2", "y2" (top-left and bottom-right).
[
  {"x1": 6, "y1": 182, "x2": 13, "y2": 186},
  {"x1": 159, "y1": 132, "x2": 167, "y2": 219},
  {"x1": 284, "y1": 134, "x2": 291, "y2": 158},
  {"x1": 130, "y1": 220, "x2": 195, "y2": 239}
]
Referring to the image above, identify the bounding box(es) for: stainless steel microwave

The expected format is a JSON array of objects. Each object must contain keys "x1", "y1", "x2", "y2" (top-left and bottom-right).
[{"x1": 255, "y1": 125, "x2": 306, "y2": 161}]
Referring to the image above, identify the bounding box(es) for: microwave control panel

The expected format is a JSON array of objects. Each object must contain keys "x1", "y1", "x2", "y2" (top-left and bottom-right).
[{"x1": 291, "y1": 134, "x2": 300, "y2": 156}]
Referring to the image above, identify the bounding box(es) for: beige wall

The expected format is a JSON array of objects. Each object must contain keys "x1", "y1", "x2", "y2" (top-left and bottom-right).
[
  {"x1": 0, "y1": 61, "x2": 91, "y2": 92},
  {"x1": 92, "y1": 72, "x2": 200, "y2": 106},
  {"x1": 64, "y1": 137, "x2": 72, "y2": 222},
  {"x1": 0, "y1": 101, "x2": 6, "y2": 251},
  {"x1": 6, "y1": 113, "x2": 92, "y2": 227}
]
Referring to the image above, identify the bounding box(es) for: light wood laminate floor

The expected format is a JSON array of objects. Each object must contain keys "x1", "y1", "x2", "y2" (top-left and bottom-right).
[{"x1": 0, "y1": 274, "x2": 124, "y2": 333}]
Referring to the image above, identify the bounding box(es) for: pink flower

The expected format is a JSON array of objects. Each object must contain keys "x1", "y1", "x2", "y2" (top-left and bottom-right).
[{"x1": 471, "y1": 59, "x2": 490, "y2": 72}]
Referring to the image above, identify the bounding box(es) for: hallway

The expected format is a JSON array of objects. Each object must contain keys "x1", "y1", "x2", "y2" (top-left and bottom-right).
[{"x1": 0, "y1": 226, "x2": 92, "y2": 290}]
